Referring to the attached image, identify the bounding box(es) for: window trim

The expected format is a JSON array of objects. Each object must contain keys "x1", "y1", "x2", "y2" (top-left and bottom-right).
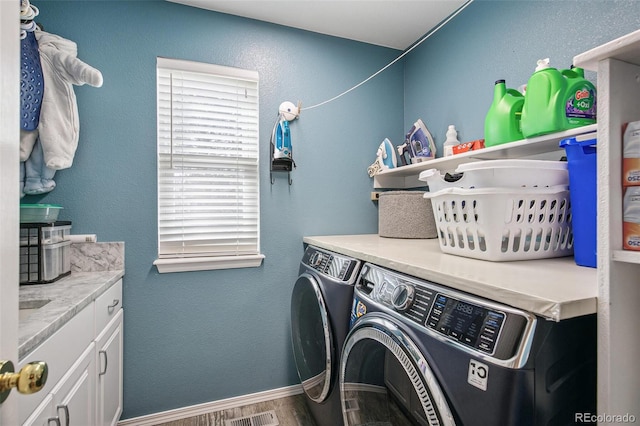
[
  {"x1": 153, "y1": 254, "x2": 265, "y2": 273},
  {"x1": 154, "y1": 57, "x2": 263, "y2": 273}
]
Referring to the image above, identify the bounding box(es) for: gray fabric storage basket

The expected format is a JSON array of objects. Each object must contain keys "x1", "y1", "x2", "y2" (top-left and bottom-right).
[{"x1": 378, "y1": 191, "x2": 437, "y2": 239}]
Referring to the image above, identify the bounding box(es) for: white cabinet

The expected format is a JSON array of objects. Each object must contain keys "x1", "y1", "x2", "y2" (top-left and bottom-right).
[
  {"x1": 96, "y1": 311, "x2": 123, "y2": 426},
  {"x1": 94, "y1": 279, "x2": 123, "y2": 426},
  {"x1": 23, "y1": 342, "x2": 96, "y2": 426},
  {"x1": 574, "y1": 29, "x2": 640, "y2": 419},
  {"x1": 21, "y1": 394, "x2": 53, "y2": 426},
  {"x1": 19, "y1": 279, "x2": 123, "y2": 426},
  {"x1": 50, "y1": 344, "x2": 96, "y2": 426},
  {"x1": 22, "y1": 343, "x2": 96, "y2": 426},
  {"x1": 19, "y1": 305, "x2": 94, "y2": 425}
]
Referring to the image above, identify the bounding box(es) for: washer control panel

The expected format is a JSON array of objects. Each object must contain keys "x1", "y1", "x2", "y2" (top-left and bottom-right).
[
  {"x1": 302, "y1": 246, "x2": 360, "y2": 283},
  {"x1": 355, "y1": 263, "x2": 532, "y2": 362},
  {"x1": 427, "y1": 293, "x2": 505, "y2": 355}
]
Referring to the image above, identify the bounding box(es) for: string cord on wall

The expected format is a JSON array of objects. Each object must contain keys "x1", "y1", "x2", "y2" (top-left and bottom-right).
[{"x1": 300, "y1": 0, "x2": 473, "y2": 112}]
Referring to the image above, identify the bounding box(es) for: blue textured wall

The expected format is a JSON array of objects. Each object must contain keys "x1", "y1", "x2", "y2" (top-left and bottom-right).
[
  {"x1": 27, "y1": 0, "x2": 403, "y2": 419},
  {"x1": 25, "y1": 0, "x2": 640, "y2": 420},
  {"x1": 404, "y1": 0, "x2": 640, "y2": 152}
]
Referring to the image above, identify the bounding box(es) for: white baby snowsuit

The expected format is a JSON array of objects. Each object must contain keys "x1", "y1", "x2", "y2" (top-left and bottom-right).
[{"x1": 20, "y1": 30, "x2": 103, "y2": 195}]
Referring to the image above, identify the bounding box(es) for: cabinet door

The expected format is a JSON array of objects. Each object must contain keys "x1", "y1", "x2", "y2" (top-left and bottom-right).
[
  {"x1": 51, "y1": 343, "x2": 96, "y2": 426},
  {"x1": 22, "y1": 394, "x2": 54, "y2": 426},
  {"x1": 95, "y1": 279, "x2": 122, "y2": 336},
  {"x1": 18, "y1": 306, "x2": 94, "y2": 425},
  {"x1": 96, "y1": 310, "x2": 123, "y2": 426}
]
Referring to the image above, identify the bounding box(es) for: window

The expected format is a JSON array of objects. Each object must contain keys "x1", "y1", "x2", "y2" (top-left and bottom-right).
[{"x1": 153, "y1": 57, "x2": 263, "y2": 273}]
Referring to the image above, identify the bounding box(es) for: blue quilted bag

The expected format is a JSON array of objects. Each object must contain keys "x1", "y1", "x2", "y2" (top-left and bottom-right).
[{"x1": 20, "y1": 31, "x2": 44, "y2": 131}]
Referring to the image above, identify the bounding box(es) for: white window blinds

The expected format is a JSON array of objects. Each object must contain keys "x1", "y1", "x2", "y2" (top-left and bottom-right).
[{"x1": 156, "y1": 58, "x2": 260, "y2": 263}]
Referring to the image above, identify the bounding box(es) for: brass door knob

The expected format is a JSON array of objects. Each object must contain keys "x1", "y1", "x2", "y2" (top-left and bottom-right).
[{"x1": 0, "y1": 360, "x2": 48, "y2": 403}]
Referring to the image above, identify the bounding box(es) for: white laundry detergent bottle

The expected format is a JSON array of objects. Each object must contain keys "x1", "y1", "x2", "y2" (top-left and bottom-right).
[
  {"x1": 623, "y1": 186, "x2": 640, "y2": 250},
  {"x1": 442, "y1": 125, "x2": 460, "y2": 157},
  {"x1": 622, "y1": 120, "x2": 640, "y2": 186}
]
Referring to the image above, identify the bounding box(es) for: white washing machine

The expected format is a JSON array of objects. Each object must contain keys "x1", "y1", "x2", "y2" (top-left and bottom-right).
[{"x1": 340, "y1": 263, "x2": 597, "y2": 425}]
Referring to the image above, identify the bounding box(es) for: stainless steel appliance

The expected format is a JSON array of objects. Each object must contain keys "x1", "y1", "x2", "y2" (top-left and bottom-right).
[
  {"x1": 341, "y1": 263, "x2": 596, "y2": 425},
  {"x1": 290, "y1": 246, "x2": 362, "y2": 426}
]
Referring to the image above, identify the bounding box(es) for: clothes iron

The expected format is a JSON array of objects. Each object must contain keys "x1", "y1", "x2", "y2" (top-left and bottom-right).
[
  {"x1": 396, "y1": 140, "x2": 411, "y2": 166},
  {"x1": 396, "y1": 119, "x2": 436, "y2": 165},
  {"x1": 367, "y1": 138, "x2": 397, "y2": 177},
  {"x1": 270, "y1": 101, "x2": 299, "y2": 184},
  {"x1": 406, "y1": 119, "x2": 436, "y2": 162},
  {"x1": 274, "y1": 117, "x2": 292, "y2": 160}
]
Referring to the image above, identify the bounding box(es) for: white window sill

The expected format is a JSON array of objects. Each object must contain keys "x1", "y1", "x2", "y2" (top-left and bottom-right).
[{"x1": 154, "y1": 254, "x2": 265, "y2": 273}]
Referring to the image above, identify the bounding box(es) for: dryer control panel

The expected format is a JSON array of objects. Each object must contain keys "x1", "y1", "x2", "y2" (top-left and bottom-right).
[
  {"x1": 302, "y1": 246, "x2": 361, "y2": 284},
  {"x1": 354, "y1": 263, "x2": 534, "y2": 365}
]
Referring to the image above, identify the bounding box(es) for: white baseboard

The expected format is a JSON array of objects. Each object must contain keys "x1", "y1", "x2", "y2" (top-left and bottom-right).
[{"x1": 118, "y1": 384, "x2": 304, "y2": 426}]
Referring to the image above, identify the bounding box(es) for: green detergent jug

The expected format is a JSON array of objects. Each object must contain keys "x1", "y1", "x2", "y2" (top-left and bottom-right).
[
  {"x1": 484, "y1": 79, "x2": 524, "y2": 147},
  {"x1": 521, "y1": 58, "x2": 568, "y2": 138},
  {"x1": 562, "y1": 66, "x2": 597, "y2": 129}
]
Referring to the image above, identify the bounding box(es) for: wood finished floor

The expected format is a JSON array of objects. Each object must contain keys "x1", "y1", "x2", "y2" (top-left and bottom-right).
[{"x1": 153, "y1": 394, "x2": 318, "y2": 426}]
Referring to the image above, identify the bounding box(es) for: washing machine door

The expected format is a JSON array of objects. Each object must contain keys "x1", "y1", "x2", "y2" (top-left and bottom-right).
[
  {"x1": 340, "y1": 314, "x2": 456, "y2": 426},
  {"x1": 290, "y1": 273, "x2": 334, "y2": 403}
]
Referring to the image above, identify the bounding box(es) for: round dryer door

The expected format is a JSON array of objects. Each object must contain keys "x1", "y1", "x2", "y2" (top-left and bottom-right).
[
  {"x1": 340, "y1": 314, "x2": 456, "y2": 426},
  {"x1": 290, "y1": 273, "x2": 334, "y2": 403}
]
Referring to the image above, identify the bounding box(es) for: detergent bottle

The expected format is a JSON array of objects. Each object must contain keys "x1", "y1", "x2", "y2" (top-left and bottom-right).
[
  {"x1": 442, "y1": 125, "x2": 460, "y2": 157},
  {"x1": 484, "y1": 79, "x2": 524, "y2": 147},
  {"x1": 562, "y1": 66, "x2": 597, "y2": 129},
  {"x1": 521, "y1": 58, "x2": 568, "y2": 138}
]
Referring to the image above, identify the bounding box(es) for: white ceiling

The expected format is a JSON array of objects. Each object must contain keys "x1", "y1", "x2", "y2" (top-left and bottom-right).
[{"x1": 168, "y1": 0, "x2": 469, "y2": 50}]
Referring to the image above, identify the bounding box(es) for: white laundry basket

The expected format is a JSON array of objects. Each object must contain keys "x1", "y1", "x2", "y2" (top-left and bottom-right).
[
  {"x1": 419, "y1": 159, "x2": 569, "y2": 192},
  {"x1": 424, "y1": 186, "x2": 574, "y2": 261}
]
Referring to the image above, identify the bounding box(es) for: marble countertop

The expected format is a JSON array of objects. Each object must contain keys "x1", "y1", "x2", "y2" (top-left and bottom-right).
[
  {"x1": 18, "y1": 241, "x2": 125, "y2": 360},
  {"x1": 303, "y1": 234, "x2": 597, "y2": 321},
  {"x1": 19, "y1": 271, "x2": 124, "y2": 359}
]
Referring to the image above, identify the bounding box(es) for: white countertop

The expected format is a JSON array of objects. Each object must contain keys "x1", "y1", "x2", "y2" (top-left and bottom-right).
[
  {"x1": 303, "y1": 234, "x2": 597, "y2": 321},
  {"x1": 18, "y1": 242, "x2": 125, "y2": 360},
  {"x1": 19, "y1": 270, "x2": 124, "y2": 360}
]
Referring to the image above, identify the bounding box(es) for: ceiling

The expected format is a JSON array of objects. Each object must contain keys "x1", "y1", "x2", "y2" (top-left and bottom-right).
[{"x1": 168, "y1": 0, "x2": 470, "y2": 50}]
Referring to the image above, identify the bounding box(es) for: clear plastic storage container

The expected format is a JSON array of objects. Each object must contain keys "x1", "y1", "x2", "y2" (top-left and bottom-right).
[
  {"x1": 20, "y1": 204, "x2": 63, "y2": 223},
  {"x1": 20, "y1": 221, "x2": 72, "y2": 284}
]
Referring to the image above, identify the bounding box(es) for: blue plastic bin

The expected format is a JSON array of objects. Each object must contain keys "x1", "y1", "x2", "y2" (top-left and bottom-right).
[{"x1": 560, "y1": 132, "x2": 597, "y2": 268}]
